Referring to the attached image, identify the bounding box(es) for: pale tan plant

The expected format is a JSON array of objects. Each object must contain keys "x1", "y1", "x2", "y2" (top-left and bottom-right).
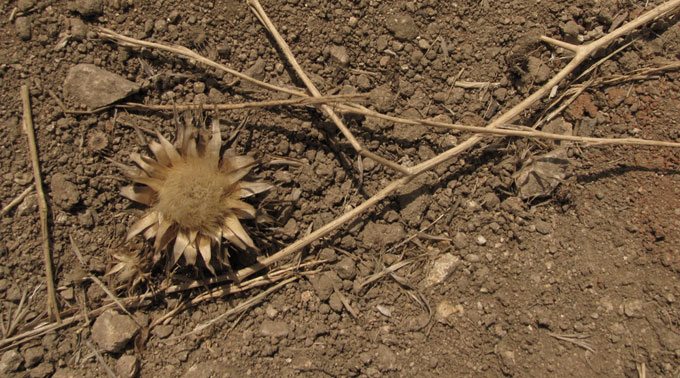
[
  {"x1": 106, "y1": 246, "x2": 150, "y2": 291},
  {"x1": 120, "y1": 114, "x2": 271, "y2": 274}
]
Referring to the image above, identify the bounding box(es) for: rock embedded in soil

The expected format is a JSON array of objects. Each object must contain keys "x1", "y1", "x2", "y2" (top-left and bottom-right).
[
  {"x1": 329, "y1": 45, "x2": 349, "y2": 66},
  {"x1": 70, "y1": 18, "x2": 88, "y2": 41},
  {"x1": 318, "y1": 248, "x2": 338, "y2": 263},
  {"x1": 17, "y1": 0, "x2": 35, "y2": 12},
  {"x1": 328, "y1": 292, "x2": 343, "y2": 313},
  {"x1": 422, "y1": 254, "x2": 461, "y2": 288},
  {"x1": 63, "y1": 64, "x2": 140, "y2": 109},
  {"x1": 534, "y1": 220, "x2": 552, "y2": 235},
  {"x1": 116, "y1": 355, "x2": 138, "y2": 378},
  {"x1": 309, "y1": 271, "x2": 340, "y2": 301},
  {"x1": 23, "y1": 346, "x2": 44, "y2": 368},
  {"x1": 385, "y1": 13, "x2": 418, "y2": 41},
  {"x1": 0, "y1": 350, "x2": 23, "y2": 374},
  {"x1": 260, "y1": 319, "x2": 289, "y2": 338},
  {"x1": 374, "y1": 344, "x2": 398, "y2": 372},
  {"x1": 50, "y1": 173, "x2": 80, "y2": 211},
  {"x1": 334, "y1": 257, "x2": 357, "y2": 280},
  {"x1": 515, "y1": 148, "x2": 570, "y2": 200},
  {"x1": 15, "y1": 17, "x2": 32, "y2": 41},
  {"x1": 369, "y1": 85, "x2": 395, "y2": 112},
  {"x1": 240, "y1": 58, "x2": 265, "y2": 90},
  {"x1": 527, "y1": 56, "x2": 551, "y2": 84},
  {"x1": 152, "y1": 324, "x2": 173, "y2": 339},
  {"x1": 91, "y1": 309, "x2": 140, "y2": 353},
  {"x1": 68, "y1": 0, "x2": 104, "y2": 17},
  {"x1": 360, "y1": 222, "x2": 405, "y2": 250},
  {"x1": 29, "y1": 362, "x2": 54, "y2": 378},
  {"x1": 436, "y1": 300, "x2": 463, "y2": 324},
  {"x1": 623, "y1": 299, "x2": 644, "y2": 318}
]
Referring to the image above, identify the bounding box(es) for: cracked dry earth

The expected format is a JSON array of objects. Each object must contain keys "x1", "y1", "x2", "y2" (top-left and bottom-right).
[{"x1": 2, "y1": 0, "x2": 680, "y2": 377}]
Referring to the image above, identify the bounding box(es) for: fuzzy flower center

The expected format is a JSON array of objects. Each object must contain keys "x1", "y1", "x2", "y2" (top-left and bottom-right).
[{"x1": 155, "y1": 158, "x2": 232, "y2": 231}]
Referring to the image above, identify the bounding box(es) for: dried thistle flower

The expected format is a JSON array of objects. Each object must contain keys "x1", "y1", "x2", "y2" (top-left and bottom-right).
[{"x1": 120, "y1": 115, "x2": 270, "y2": 274}]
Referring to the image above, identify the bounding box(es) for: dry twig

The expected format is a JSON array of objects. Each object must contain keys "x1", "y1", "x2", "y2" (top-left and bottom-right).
[
  {"x1": 65, "y1": 94, "x2": 366, "y2": 115},
  {"x1": 86, "y1": 340, "x2": 118, "y2": 378},
  {"x1": 21, "y1": 85, "x2": 60, "y2": 322},
  {"x1": 549, "y1": 332, "x2": 596, "y2": 353},
  {"x1": 0, "y1": 185, "x2": 33, "y2": 217}
]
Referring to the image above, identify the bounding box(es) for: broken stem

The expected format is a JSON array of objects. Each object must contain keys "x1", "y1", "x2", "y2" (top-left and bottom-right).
[{"x1": 21, "y1": 85, "x2": 60, "y2": 323}]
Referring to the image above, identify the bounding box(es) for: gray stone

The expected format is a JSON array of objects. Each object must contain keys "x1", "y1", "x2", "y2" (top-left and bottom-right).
[
  {"x1": 52, "y1": 368, "x2": 86, "y2": 378},
  {"x1": 658, "y1": 328, "x2": 680, "y2": 351},
  {"x1": 64, "y1": 64, "x2": 140, "y2": 108},
  {"x1": 70, "y1": 18, "x2": 88, "y2": 41},
  {"x1": 334, "y1": 257, "x2": 356, "y2": 280},
  {"x1": 360, "y1": 222, "x2": 405, "y2": 250},
  {"x1": 69, "y1": 0, "x2": 103, "y2": 17},
  {"x1": 356, "y1": 74, "x2": 372, "y2": 91},
  {"x1": 15, "y1": 17, "x2": 32, "y2": 41},
  {"x1": 328, "y1": 292, "x2": 344, "y2": 313},
  {"x1": 309, "y1": 271, "x2": 340, "y2": 301},
  {"x1": 453, "y1": 232, "x2": 468, "y2": 250},
  {"x1": 385, "y1": 13, "x2": 418, "y2": 41},
  {"x1": 0, "y1": 350, "x2": 23, "y2": 374},
  {"x1": 329, "y1": 45, "x2": 349, "y2": 66},
  {"x1": 207, "y1": 88, "x2": 224, "y2": 103},
  {"x1": 481, "y1": 192, "x2": 500, "y2": 209},
  {"x1": 240, "y1": 58, "x2": 266, "y2": 90},
  {"x1": 91, "y1": 310, "x2": 140, "y2": 353},
  {"x1": 515, "y1": 148, "x2": 570, "y2": 200},
  {"x1": 23, "y1": 346, "x2": 44, "y2": 368},
  {"x1": 623, "y1": 299, "x2": 644, "y2": 318},
  {"x1": 17, "y1": 193, "x2": 37, "y2": 216},
  {"x1": 562, "y1": 20, "x2": 581, "y2": 37},
  {"x1": 375, "y1": 35, "x2": 389, "y2": 51},
  {"x1": 152, "y1": 324, "x2": 173, "y2": 339},
  {"x1": 17, "y1": 0, "x2": 35, "y2": 12},
  {"x1": 369, "y1": 85, "x2": 395, "y2": 113},
  {"x1": 535, "y1": 220, "x2": 552, "y2": 235},
  {"x1": 29, "y1": 362, "x2": 54, "y2": 378},
  {"x1": 318, "y1": 248, "x2": 338, "y2": 263},
  {"x1": 422, "y1": 254, "x2": 461, "y2": 287},
  {"x1": 374, "y1": 344, "x2": 398, "y2": 371},
  {"x1": 154, "y1": 19, "x2": 168, "y2": 34},
  {"x1": 435, "y1": 300, "x2": 463, "y2": 324},
  {"x1": 115, "y1": 355, "x2": 138, "y2": 378},
  {"x1": 527, "y1": 56, "x2": 551, "y2": 84},
  {"x1": 260, "y1": 319, "x2": 289, "y2": 338},
  {"x1": 183, "y1": 360, "x2": 239, "y2": 378},
  {"x1": 50, "y1": 173, "x2": 80, "y2": 211}
]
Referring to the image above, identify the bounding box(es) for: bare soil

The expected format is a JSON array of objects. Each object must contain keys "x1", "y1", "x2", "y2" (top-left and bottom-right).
[{"x1": 1, "y1": 0, "x2": 680, "y2": 377}]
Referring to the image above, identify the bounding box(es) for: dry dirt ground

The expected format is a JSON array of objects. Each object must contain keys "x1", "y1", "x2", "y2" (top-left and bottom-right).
[{"x1": 2, "y1": 0, "x2": 680, "y2": 377}]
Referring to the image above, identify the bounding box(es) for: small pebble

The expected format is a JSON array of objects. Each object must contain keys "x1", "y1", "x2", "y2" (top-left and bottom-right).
[
  {"x1": 193, "y1": 81, "x2": 206, "y2": 94},
  {"x1": 475, "y1": 235, "x2": 487, "y2": 246},
  {"x1": 15, "y1": 17, "x2": 32, "y2": 41}
]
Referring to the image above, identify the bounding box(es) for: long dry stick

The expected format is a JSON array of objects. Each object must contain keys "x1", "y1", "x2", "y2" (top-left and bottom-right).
[
  {"x1": 332, "y1": 103, "x2": 680, "y2": 147},
  {"x1": 64, "y1": 93, "x2": 366, "y2": 115},
  {"x1": 21, "y1": 85, "x2": 60, "y2": 323},
  {"x1": 232, "y1": 0, "x2": 680, "y2": 282}
]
